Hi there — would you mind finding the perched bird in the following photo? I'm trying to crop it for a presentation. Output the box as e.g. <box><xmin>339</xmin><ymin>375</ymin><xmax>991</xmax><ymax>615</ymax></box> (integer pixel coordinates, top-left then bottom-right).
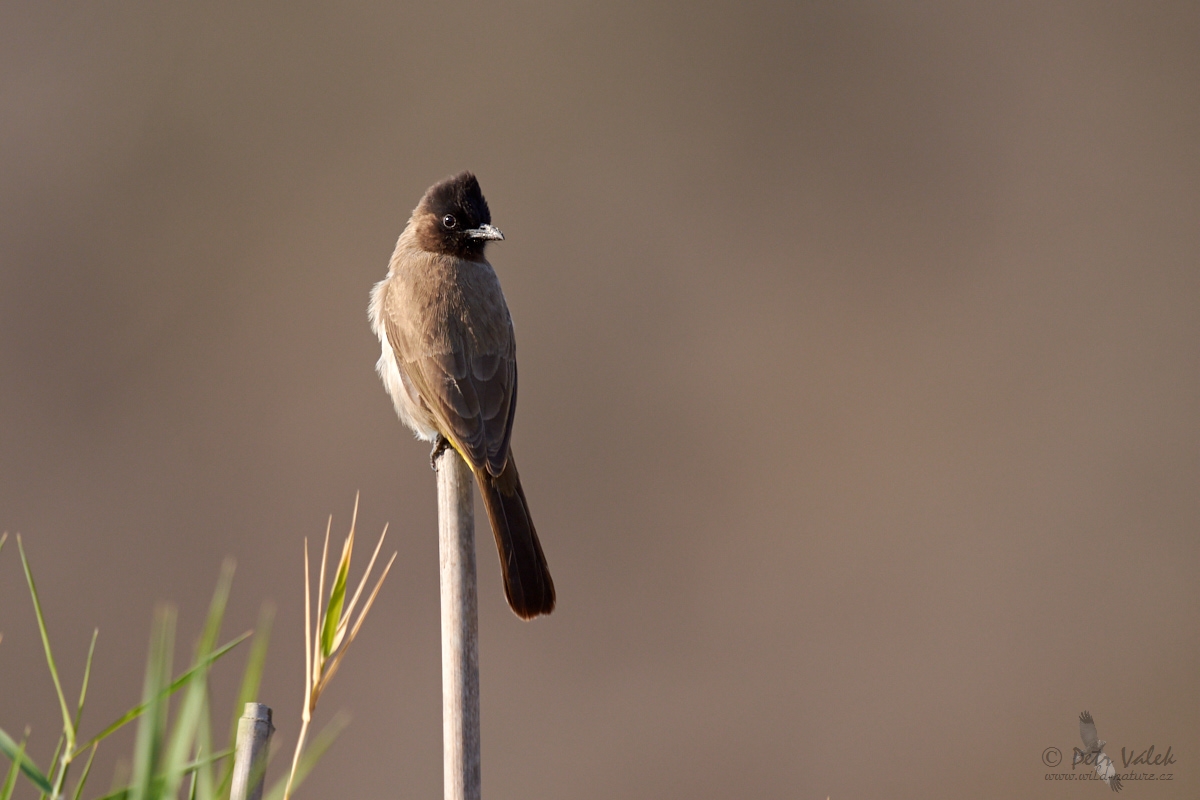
<box><xmin>1075</xmin><ymin>711</ymin><xmax>1122</xmax><ymax>792</ymax></box>
<box><xmin>369</xmin><ymin>172</ymin><xmax>555</xmax><ymax>619</ymax></box>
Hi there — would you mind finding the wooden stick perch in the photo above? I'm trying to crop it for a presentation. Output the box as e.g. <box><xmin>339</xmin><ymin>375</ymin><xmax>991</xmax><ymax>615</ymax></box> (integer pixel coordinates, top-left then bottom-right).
<box><xmin>436</xmin><ymin>448</ymin><xmax>481</xmax><ymax>800</ymax></box>
<box><xmin>231</xmin><ymin>703</ymin><xmax>274</xmax><ymax>800</ymax></box>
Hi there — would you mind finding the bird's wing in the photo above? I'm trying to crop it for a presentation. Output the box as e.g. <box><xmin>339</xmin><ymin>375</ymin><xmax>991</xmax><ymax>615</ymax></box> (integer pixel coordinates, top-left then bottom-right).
<box><xmin>384</xmin><ymin>310</ymin><xmax>515</xmax><ymax>476</ymax></box>
<box><xmin>409</xmin><ymin>349</ymin><xmax>515</xmax><ymax>476</ymax></box>
<box><xmin>1079</xmin><ymin>711</ymin><xmax>1100</xmax><ymax>751</ymax></box>
<box><xmin>379</xmin><ymin>258</ymin><xmax>517</xmax><ymax>476</ymax></box>
<box><xmin>1094</xmin><ymin>751</ymin><xmax>1122</xmax><ymax>792</ymax></box>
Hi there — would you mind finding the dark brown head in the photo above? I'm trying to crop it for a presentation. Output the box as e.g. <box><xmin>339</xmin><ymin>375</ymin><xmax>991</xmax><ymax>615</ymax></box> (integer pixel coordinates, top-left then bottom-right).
<box><xmin>412</xmin><ymin>172</ymin><xmax>504</xmax><ymax>261</ymax></box>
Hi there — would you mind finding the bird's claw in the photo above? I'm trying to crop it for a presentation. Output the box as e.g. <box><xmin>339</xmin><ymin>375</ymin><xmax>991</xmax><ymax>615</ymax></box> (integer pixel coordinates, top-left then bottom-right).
<box><xmin>430</xmin><ymin>435</ymin><xmax>452</xmax><ymax>470</ymax></box>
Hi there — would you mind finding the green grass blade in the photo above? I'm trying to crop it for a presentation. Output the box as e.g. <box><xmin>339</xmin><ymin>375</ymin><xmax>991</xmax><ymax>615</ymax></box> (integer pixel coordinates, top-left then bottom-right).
<box><xmin>262</xmin><ymin>712</ymin><xmax>349</xmax><ymax>800</ymax></box>
<box><xmin>196</xmin><ymin>560</ymin><xmax>235</xmax><ymax>661</ymax></box>
<box><xmin>75</xmin><ymin>628</ymin><xmax>99</xmax><ymax>730</ymax></box>
<box><xmin>182</xmin><ymin>748</ymin><xmax>233</xmax><ymax>771</ymax></box>
<box><xmin>229</xmin><ymin>603</ymin><xmax>273</xmax><ymax>749</ymax></box>
<box><xmin>162</xmin><ymin>562</ymin><xmax>234</xmax><ymax>800</ymax></box>
<box><xmin>162</xmin><ymin>695</ymin><xmax>213</xmax><ymax>800</ymax></box>
<box><xmin>16</xmin><ymin>536</ymin><xmax>75</xmax><ymax>746</ymax></box>
<box><xmin>1</xmin><ymin>732</ymin><xmax>27</xmax><ymax>800</ymax></box>
<box><xmin>45</xmin><ymin>732</ymin><xmax>65</xmax><ymax>797</ymax></box>
<box><xmin>93</xmin><ymin>748</ymin><xmax>231</xmax><ymax>800</ymax></box>
<box><xmin>191</xmin><ymin>709</ymin><xmax>215</xmax><ymax>800</ymax></box>
<box><xmin>172</xmin><ymin>743</ymin><xmax>227</xmax><ymax>800</ymax></box>
<box><xmin>129</xmin><ymin>606</ymin><xmax>175</xmax><ymax>800</ymax></box>
<box><xmin>70</xmin><ymin>744</ymin><xmax>98</xmax><ymax>800</ymax></box>
<box><xmin>92</xmin><ymin>787</ymin><xmax>129</xmax><ymax>800</ymax></box>
<box><xmin>320</xmin><ymin>548</ymin><xmax>351</xmax><ymax>658</ymax></box>
<box><xmin>162</xmin><ymin>678</ymin><xmax>206</xmax><ymax>800</ymax></box>
<box><xmin>73</xmin><ymin>630</ymin><xmax>251</xmax><ymax>757</ymax></box>
<box><xmin>108</xmin><ymin>757</ymin><xmax>131</xmax><ymax>798</ymax></box>
<box><xmin>0</xmin><ymin>726</ymin><xmax>52</xmax><ymax>794</ymax></box>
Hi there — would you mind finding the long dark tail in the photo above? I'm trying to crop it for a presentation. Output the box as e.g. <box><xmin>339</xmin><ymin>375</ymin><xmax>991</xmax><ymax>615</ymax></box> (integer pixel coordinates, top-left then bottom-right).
<box><xmin>476</xmin><ymin>453</ymin><xmax>555</xmax><ymax>619</ymax></box>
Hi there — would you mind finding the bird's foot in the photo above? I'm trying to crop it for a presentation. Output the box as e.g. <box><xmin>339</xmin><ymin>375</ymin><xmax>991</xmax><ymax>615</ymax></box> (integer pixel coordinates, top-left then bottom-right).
<box><xmin>430</xmin><ymin>435</ymin><xmax>452</xmax><ymax>470</ymax></box>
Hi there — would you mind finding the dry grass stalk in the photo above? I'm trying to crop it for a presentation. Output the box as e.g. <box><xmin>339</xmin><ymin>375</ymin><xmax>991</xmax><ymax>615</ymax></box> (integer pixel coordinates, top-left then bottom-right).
<box><xmin>283</xmin><ymin>495</ymin><xmax>396</xmax><ymax>800</ymax></box>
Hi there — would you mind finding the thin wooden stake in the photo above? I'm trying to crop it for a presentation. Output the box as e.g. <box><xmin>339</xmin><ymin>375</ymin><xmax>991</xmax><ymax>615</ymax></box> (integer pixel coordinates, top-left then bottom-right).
<box><xmin>230</xmin><ymin>703</ymin><xmax>274</xmax><ymax>800</ymax></box>
<box><xmin>436</xmin><ymin>448</ymin><xmax>481</xmax><ymax>800</ymax></box>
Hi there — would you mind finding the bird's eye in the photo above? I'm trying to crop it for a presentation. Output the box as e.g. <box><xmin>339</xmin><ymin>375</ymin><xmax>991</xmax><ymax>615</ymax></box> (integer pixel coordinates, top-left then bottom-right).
<box><xmin>442</xmin><ymin>214</ymin><xmax>457</xmax><ymax>229</ymax></box>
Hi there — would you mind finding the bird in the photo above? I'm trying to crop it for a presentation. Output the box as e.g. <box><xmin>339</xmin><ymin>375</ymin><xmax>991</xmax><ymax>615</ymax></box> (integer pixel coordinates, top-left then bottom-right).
<box><xmin>1075</xmin><ymin>711</ymin><xmax>1122</xmax><ymax>792</ymax></box>
<box><xmin>369</xmin><ymin>171</ymin><xmax>555</xmax><ymax>619</ymax></box>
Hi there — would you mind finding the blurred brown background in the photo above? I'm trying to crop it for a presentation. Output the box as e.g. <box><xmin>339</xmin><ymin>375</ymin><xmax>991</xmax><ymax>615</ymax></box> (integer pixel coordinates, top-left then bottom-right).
<box><xmin>1</xmin><ymin>2</ymin><xmax>1197</xmax><ymax>798</ymax></box>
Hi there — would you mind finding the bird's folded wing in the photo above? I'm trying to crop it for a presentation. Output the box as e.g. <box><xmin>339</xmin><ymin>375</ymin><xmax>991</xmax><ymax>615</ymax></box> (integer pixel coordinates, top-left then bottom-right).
<box><xmin>381</xmin><ymin>277</ymin><xmax>516</xmax><ymax>476</ymax></box>
<box><xmin>391</xmin><ymin>341</ymin><xmax>515</xmax><ymax>476</ymax></box>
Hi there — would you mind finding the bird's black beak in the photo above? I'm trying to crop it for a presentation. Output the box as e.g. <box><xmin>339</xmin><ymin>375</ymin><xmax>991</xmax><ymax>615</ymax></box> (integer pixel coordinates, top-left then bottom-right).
<box><xmin>466</xmin><ymin>224</ymin><xmax>505</xmax><ymax>241</ymax></box>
